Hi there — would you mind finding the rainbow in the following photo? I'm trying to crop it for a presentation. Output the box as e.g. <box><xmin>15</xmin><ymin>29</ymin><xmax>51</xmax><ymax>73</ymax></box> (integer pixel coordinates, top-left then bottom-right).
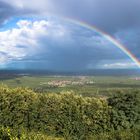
<box><xmin>63</xmin><ymin>18</ymin><xmax>140</xmax><ymax>68</ymax></box>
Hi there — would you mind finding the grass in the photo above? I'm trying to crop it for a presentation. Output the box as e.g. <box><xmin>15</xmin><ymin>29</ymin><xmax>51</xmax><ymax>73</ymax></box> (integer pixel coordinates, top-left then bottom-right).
<box><xmin>1</xmin><ymin>75</ymin><xmax>140</xmax><ymax>97</ymax></box>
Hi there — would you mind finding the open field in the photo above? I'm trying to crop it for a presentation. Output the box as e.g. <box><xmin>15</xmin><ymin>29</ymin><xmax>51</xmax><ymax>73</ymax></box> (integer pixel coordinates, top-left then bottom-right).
<box><xmin>1</xmin><ymin>75</ymin><xmax>140</xmax><ymax>87</ymax></box>
<box><xmin>1</xmin><ymin>75</ymin><xmax>140</xmax><ymax>96</ymax></box>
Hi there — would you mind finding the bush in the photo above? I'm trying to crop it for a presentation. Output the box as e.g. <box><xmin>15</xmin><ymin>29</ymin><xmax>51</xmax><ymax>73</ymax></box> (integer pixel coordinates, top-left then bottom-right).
<box><xmin>108</xmin><ymin>91</ymin><xmax>140</xmax><ymax>130</ymax></box>
<box><xmin>0</xmin><ymin>85</ymin><xmax>140</xmax><ymax>139</ymax></box>
<box><xmin>89</xmin><ymin>128</ymin><xmax>140</xmax><ymax>140</ymax></box>
<box><xmin>0</xmin><ymin>125</ymin><xmax>64</xmax><ymax>140</ymax></box>
<box><xmin>0</xmin><ymin>86</ymin><xmax>110</xmax><ymax>139</ymax></box>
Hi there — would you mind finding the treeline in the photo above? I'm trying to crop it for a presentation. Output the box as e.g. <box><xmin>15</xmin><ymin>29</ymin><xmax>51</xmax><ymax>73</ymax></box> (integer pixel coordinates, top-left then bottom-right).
<box><xmin>0</xmin><ymin>85</ymin><xmax>140</xmax><ymax>139</ymax></box>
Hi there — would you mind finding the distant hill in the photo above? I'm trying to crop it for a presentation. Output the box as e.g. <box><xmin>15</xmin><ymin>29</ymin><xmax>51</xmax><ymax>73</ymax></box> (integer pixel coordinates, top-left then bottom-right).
<box><xmin>0</xmin><ymin>69</ymin><xmax>140</xmax><ymax>77</ymax></box>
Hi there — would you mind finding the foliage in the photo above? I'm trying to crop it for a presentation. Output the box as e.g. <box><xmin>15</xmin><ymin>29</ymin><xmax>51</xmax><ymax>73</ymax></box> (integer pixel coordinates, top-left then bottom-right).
<box><xmin>108</xmin><ymin>90</ymin><xmax>140</xmax><ymax>130</ymax></box>
<box><xmin>89</xmin><ymin>128</ymin><xmax>140</xmax><ymax>140</ymax></box>
<box><xmin>0</xmin><ymin>85</ymin><xmax>139</xmax><ymax>139</ymax></box>
<box><xmin>0</xmin><ymin>126</ymin><xmax>64</xmax><ymax>140</ymax></box>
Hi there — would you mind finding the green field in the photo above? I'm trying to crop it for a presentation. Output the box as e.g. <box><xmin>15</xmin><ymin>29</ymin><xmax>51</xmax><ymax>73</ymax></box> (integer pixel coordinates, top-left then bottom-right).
<box><xmin>1</xmin><ymin>75</ymin><xmax>140</xmax><ymax>87</ymax></box>
<box><xmin>1</xmin><ymin>75</ymin><xmax>140</xmax><ymax>96</ymax></box>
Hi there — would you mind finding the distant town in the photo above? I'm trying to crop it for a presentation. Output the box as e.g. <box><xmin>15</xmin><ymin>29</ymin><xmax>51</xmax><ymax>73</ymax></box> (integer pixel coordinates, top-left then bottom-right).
<box><xmin>40</xmin><ymin>76</ymin><xmax>94</xmax><ymax>87</ymax></box>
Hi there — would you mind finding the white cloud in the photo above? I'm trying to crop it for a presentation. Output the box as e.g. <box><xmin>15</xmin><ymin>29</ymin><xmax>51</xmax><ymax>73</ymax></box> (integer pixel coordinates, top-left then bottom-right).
<box><xmin>0</xmin><ymin>55</ymin><xmax>8</xmax><ymax>64</ymax></box>
<box><xmin>0</xmin><ymin>19</ymin><xmax>68</xmax><ymax>65</ymax></box>
<box><xmin>103</xmin><ymin>62</ymin><xmax>137</xmax><ymax>69</ymax></box>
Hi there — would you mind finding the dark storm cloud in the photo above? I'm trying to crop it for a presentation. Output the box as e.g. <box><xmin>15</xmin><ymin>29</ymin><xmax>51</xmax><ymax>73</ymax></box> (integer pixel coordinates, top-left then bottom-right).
<box><xmin>115</xmin><ymin>28</ymin><xmax>140</xmax><ymax>59</ymax></box>
<box><xmin>48</xmin><ymin>0</ymin><xmax>140</xmax><ymax>33</ymax></box>
<box><xmin>1</xmin><ymin>0</ymin><xmax>140</xmax><ymax>38</ymax></box>
<box><xmin>2</xmin><ymin>0</ymin><xmax>140</xmax><ymax>33</ymax></box>
<box><xmin>15</xmin><ymin>27</ymin><xmax>127</xmax><ymax>71</ymax></box>
<box><xmin>0</xmin><ymin>0</ymin><xmax>35</xmax><ymax>26</ymax></box>
<box><xmin>0</xmin><ymin>1</ymin><xmax>17</xmax><ymax>25</ymax></box>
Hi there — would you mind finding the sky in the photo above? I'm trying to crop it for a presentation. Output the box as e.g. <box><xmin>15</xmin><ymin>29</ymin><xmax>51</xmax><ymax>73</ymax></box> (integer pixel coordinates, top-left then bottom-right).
<box><xmin>0</xmin><ymin>0</ymin><xmax>140</xmax><ymax>71</ymax></box>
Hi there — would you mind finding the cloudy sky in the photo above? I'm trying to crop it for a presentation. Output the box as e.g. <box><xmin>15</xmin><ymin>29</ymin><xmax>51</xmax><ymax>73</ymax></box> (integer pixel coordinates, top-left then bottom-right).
<box><xmin>0</xmin><ymin>0</ymin><xmax>140</xmax><ymax>71</ymax></box>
